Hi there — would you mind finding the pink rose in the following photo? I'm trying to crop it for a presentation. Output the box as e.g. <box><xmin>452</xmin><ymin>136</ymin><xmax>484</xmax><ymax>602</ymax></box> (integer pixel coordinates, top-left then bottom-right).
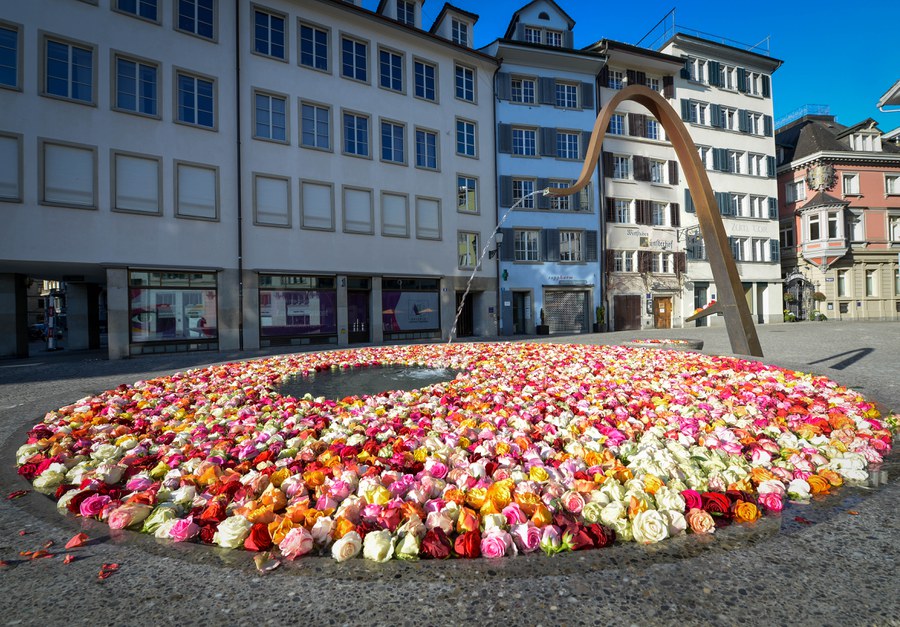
<box><xmin>750</xmin><ymin>448</ymin><xmax>772</xmax><ymax>465</ymax></box>
<box><xmin>757</xmin><ymin>492</ymin><xmax>783</xmax><ymax>513</ymax></box>
<box><xmin>279</xmin><ymin>527</ymin><xmax>314</xmax><ymax>560</ymax></box>
<box><xmin>502</xmin><ymin>503</ymin><xmax>527</xmax><ymax>526</ymax></box>
<box><xmin>561</xmin><ymin>490</ymin><xmax>585</xmax><ymax>515</ymax></box>
<box><xmin>125</xmin><ymin>476</ymin><xmax>154</xmax><ymax>491</ymax></box>
<box><xmin>79</xmin><ymin>494</ymin><xmax>111</xmax><ymax>518</ymax></box>
<box><xmin>316</xmin><ymin>495</ymin><xmax>337</xmax><ymax>512</ymax></box>
<box><xmin>480</xmin><ymin>529</ymin><xmax>515</xmax><ymax>559</ymax></box>
<box><xmin>360</xmin><ymin>503</ymin><xmax>383</xmax><ymax>522</ymax></box>
<box><xmin>425</xmin><ymin>460</ymin><xmax>448</xmax><ymax>479</ymax></box>
<box><xmin>681</xmin><ymin>490</ymin><xmax>702</xmax><ymax>510</ymax></box>
<box><xmin>107</xmin><ymin>503</ymin><xmax>152</xmax><ymax>530</ymax></box>
<box><xmin>169</xmin><ymin>517</ymin><xmax>200</xmax><ymax>542</ymax></box>
<box><xmin>510</xmin><ymin>523</ymin><xmax>541</xmax><ymax>553</ymax></box>
<box><xmin>327</xmin><ymin>480</ymin><xmax>351</xmax><ymax>501</ymax></box>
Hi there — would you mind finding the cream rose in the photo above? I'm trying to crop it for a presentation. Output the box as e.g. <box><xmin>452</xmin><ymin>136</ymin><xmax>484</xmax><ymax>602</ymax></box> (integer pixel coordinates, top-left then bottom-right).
<box><xmin>599</xmin><ymin>501</ymin><xmax>626</xmax><ymax>527</ymax></box>
<box><xmin>631</xmin><ymin>509</ymin><xmax>669</xmax><ymax>544</ymax></box>
<box><xmin>362</xmin><ymin>529</ymin><xmax>396</xmax><ymax>562</ymax></box>
<box><xmin>212</xmin><ymin>515</ymin><xmax>252</xmax><ymax>549</ymax></box>
<box><xmin>331</xmin><ymin>531</ymin><xmax>362</xmax><ymax>562</ymax></box>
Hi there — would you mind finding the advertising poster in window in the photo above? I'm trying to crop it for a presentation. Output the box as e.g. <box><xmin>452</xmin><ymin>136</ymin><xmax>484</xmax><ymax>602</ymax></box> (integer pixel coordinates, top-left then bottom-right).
<box><xmin>382</xmin><ymin>291</ymin><xmax>439</xmax><ymax>331</ymax></box>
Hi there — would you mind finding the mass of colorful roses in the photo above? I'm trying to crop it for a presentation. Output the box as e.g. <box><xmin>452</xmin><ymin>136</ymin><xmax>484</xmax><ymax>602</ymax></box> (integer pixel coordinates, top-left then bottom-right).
<box><xmin>15</xmin><ymin>343</ymin><xmax>897</xmax><ymax>563</ymax></box>
<box><xmin>628</xmin><ymin>339</ymin><xmax>693</xmax><ymax>346</ymax></box>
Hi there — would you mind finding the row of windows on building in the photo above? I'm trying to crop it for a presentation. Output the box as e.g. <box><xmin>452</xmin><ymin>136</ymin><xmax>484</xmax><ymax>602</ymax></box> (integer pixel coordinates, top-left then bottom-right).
<box><xmin>681</xmin><ymin>187</ymin><xmax>779</xmax><ymax>220</ymax></box>
<box><xmin>681</xmin><ymin>56</ymin><xmax>772</xmax><ymax>98</ymax></box>
<box><xmin>784</xmin><ymin>172</ymin><xmax>900</xmax><ymax>203</ymax></box>
<box><xmin>833</xmin><ymin>267</ymin><xmax>900</xmax><ymax>299</ymax></box>
<box><xmin>680</xmin><ymin>99</ymin><xmax>774</xmax><ymax>137</ymax></box>
<box><xmin>598</xmin><ymin>66</ymin><xmax>676</xmax><ymax>97</ymax></box>
<box><xmin>684</xmin><ymin>236</ymin><xmax>780</xmax><ymax>264</ymax></box>
<box><xmin>497</xmin><ymin>176</ymin><xmax>592</xmax><ymax>211</ymax></box>
<box><xmin>496</xmin><ymin>228</ymin><xmax>599</xmax><ymax>264</ymax></box>
<box><xmin>780</xmin><ymin>209</ymin><xmax>900</xmax><ymax>247</ymax></box>
<box><xmin>497</xmin><ymin>124</ymin><xmax>591</xmax><ymax>160</ymax></box>
<box><xmin>602</xmin><ymin>152</ymin><xmax>682</xmax><ymax>185</ymax></box>
<box><xmin>609</xmin><ymin>249</ymin><xmax>684</xmax><ymax>274</ymax></box>
<box><xmin>496</xmin><ymin>74</ymin><xmax>594</xmax><ymax>110</ymax></box>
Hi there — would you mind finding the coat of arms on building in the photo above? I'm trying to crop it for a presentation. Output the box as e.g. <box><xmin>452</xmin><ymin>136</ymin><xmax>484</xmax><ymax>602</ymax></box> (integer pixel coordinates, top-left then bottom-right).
<box><xmin>805</xmin><ymin>163</ymin><xmax>836</xmax><ymax>191</ymax></box>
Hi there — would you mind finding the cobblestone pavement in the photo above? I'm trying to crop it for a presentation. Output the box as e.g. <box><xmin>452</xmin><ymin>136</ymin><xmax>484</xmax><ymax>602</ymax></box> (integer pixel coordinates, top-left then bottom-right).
<box><xmin>1</xmin><ymin>322</ymin><xmax>898</xmax><ymax>626</ymax></box>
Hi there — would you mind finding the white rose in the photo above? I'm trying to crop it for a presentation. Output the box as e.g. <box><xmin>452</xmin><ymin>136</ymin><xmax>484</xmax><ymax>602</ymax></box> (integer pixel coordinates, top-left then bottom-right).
<box><xmin>599</xmin><ymin>480</ymin><xmax>625</xmax><ymax>503</ymax></box>
<box><xmin>57</xmin><ymin>488</ymin><xmax>86</xmax><ymax>513</ymax></box>
<box><xmin>212</xmin><ymin>515</ymin><xmax>252</xmax><ymax>549</ymax></box>
<box><xmin>609</xmin><ymin>517</ymin><xmax>633</xmax><ymax>542</ymax></box>
<box><xmin>331</xmin><ymin>531</ymin><xmax>362</xmax><ymax>562</ymax></box>
<box><xmin>362</xmin><ymin>529</ymin><xmax>395</xmax><ymax>562</ymax></box>
<box><xmin>787</xmin><ymin>478</ymin><xmax>811</xmax><ymax>501</ymax></box>
<box><xmin>142</xmin><ymin>504</ymin><xmax>179</xmax><ymax>533</ymax></box>
<box><xmin>599</xmin><ymin>501</ymin><xmax>627</xmax><ymax>527</ymax></box>
<box><xmin>95</xmin><ymin>462</ymin><xmax>125</xmax><ymax>485</ymax></box>
<box><xmin>664</xmin><ymin>510</ymin><xmax>687</xmax><ymax>536</ymax></box>
<box><xmin>310</xmin><ymin>516</ymin><xmax>335</xmax><ymax>546</ymax></box>
<box><xmin>757</xmin><ymin>479</ymin><xmax>786</xmax><ymax>495</ymax></box>
<box><xmin>32</xmin><ymin>464</ymin><xmax>68</xmax><ymax>495</ymax></box>
<box><xmin>481</xmin><ymin>513</ymin><xmax>507</xmax><ymax>531</ymax></box>
<box><xmin>632</xmin><ymin>509</ymin><xmax>670</xmax><ymax>544</ymax></box>
<box><xmin>395</xmin><ymin>532</ymin><xmax>420</xmax><ymax>560</ymax></box>
<box><xmin>16</xmin><ymin>443</ymin><xmax>43</xmax><ymax>465</ymax></box>
<box><xmin>171</xmin><ymin>485</ymin><xmax>197</xmax><ymax>505</ymax></box>
<box><xmin>91</xmin><ymin>444</ymin><xmax>122</xmax><ymax>462</ymax></box>
<box><xmin>153</xmin><ymin>519</ymin><xmax>179</xmax><ymax>539</ymax></box>
<box><xmin>654</xmin><ymin>486</ymin><xmax>686</xmax><ymax>512</ymax></box>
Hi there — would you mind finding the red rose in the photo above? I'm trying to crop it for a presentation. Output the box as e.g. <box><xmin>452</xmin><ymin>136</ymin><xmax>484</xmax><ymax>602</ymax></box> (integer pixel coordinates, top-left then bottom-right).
<box><xmin>376</xmin><ymin>507</ymin><xmax>401</xmax><ymax>532</ymax></box>
<box><xmin>569</xmin><ymin>525</ymin><xmax>595</xmax><ymax>551</ymax></box>
<box><xmin>199</xmin><ymin>498</ymin><xmax>227</xmax><ymax>523</ymax></box>
<box><xmin>198</xmin><ymin>523</ymin><xmax>217</xmax><ymax>544</ymax></box>
<box><xmin>17</xmin><ymin>463</ymin><xmax>38</xmax><ymax>480</ymax></box>
<box><xmin>586</xmin><ymin>524</ymin><xmax>615</xmax><ymax>548</ymax></box>
<box><xmin>421</xmin><ymin>528</ymin><xmax>452</xmax><ymax>559</ymax></box>
<box><xmin>244</xmin><ymin>523</ymin><xmax>273</xmax><ymax>552</ymax></box>
<box><xmin>454</xmin><ymin>530</ymin><xmax>481</xmax><ymax>558</ymax></box>
<box><xmin>701</xmin><ymin>492</ymin><xmax>733</xmax><ymax>521</ymax></box>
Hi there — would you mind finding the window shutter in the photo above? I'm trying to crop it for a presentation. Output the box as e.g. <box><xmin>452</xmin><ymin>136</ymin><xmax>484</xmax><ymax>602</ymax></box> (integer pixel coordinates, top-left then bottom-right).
<box><xmin>710</xmin><ymin>104</ymin><xmax>721</xmax><ymax>128</ymax></box>
<box><xmin>580</xmin><ymin>131</ymin><xmax>591</xmax><ymax>159</ymax></box>
<box><xmin>599</xmin><ymin>66</ymin><xmax>609</xmax><ymax>88</ymax></box>
<box><xmin>638</xmin><ymin>250</ymin><xmax>651</xmax><ymax>273</ymax></box>
<box><xmin>602</xmin><ymin>151</ymin><xmax>614</xmax><ymax>176</ymax></box>
<box><xmin>498</xmin><ymin>123</ymin><xmax>512</xmax><ymax>153</ymax></box>
<box><xmin>537</xmin><ymin>178</ymin><xmax>550</xmax><ymax>209</ymax></box>
<box><xmin>663</xmin><ymin>75</ymin><xmax>674</xmax><ymax>99</ymax></box>
<box><xmin>563</xmin><ymin>31</ymin><xmax>574</xmax><ymax>49</ymax></box>
<box><xmin>606</xmin><ymin>197</ymin><xmax>616</xmax><ymax>222</ymax></box>
<box><xmin>543</xmin><ymin>228</ymin><xmax>559</xmax><ymax>261</ymax></box>
<box><xmin>605</xmin><ymin>248</ymin><xmax>615</xmax><ymax>275</ymax></box>
<box><xmin>581</xmin><ymin>83</ymin><xmax>594</xmax><ymax>109</ymax></box>
<box><xmin>680</xmin><ymin>98</ymin><xmax>691</xmax><ymax>122</ymax></box>
<box><xmin>768</xmin><ymin>197</ymin><xmax>778</xmax><ymax>219</ymax></box>
<box><xmin>499</xmin><ymin>175</ymin><xmax>513</xmax><ymax>207</ymax></box>
<box><xmin>766</xmin><ymin>155</ymin><xmax>776</xmax><ymax>178</ymax></box>
<box><xmin>713</xmin><ymin>148</ymin><xmax>727</xmax><ymax>172</ymax></box>
<box><xmin>737</xmin><ymin>67</ymin><xmax>747</xmax><ymax>92</ymax></box>
<box><xmin>770</xmin><ymin>239</ymin><xmax>780</xmax><ymax>262</ymax></box>
<box><xmin>635</xmin><ymin>71</ymin><xmax>646</xmax><ymax>86</ymax></box>
<box><xmin>763</xmin><ymin>115</ymin><xmax>773</xmax><ymax>137</ymax></box>
<box><xmin>497</xmin><ymin>73</ymin><xmax>512</xmax><ymax>101</ymax></box>
<box><xmin>684</xmin><ymin>187</ymin><xmax>695</xmax><ymax>213</ymax></box>
<box><xmin>680</xmin><ymin>57</ymin><xmax>690</xmax><ymax>79</ymax></box>
<box><xmin>675</xmin><ymin>251</ymin><xmax>687</xmax><ymax>275</ymax></box>
<box><xmin>738</xmin><ymin>109</ymin><xmax>749</xmax><ymax>133</ymax></box>
<box><xmin>629</xmin><ymin>113</ymin><xmax>644</xmax><ymax>137</ymax></box>
<box><xmin>540</xmin><ymin>127</ymin><xmax>556</xmax><ymax>157</ymax></box>
<box><xmin>499</xmin><ymin>228</ymin><xmax>514</xmax><ymax>261</ymax></box>
<box><xmin>578</xmin><ymin>183</ymin><xmax>591</xmax><ymax>211</ymax></box>
<box><xmin>585</xmin><ymin>230</ymin><xmax>598</xmax><ymax>262</ymax></box>
<box><xmin>634</xmin><ymin>156</ymin><xmax>650</xmax><ymax>182</ymax></box>
<box><xmin>626</xmin><ymin>69</ymin><xmax>637</xmax><ymax>86</ymax></box>
<box><xmin>708</xmin><ymin>61</ymin><xmax>720</xmax><ymax>86</ymax></box>
<box><xmin>761</xmin><ymin>74</ymin><xmax>771</xmax><ymax>98</ymax></box>
<box><xmin>668</xmin><ymin>160</ymin><xmax>679</xmax><ymax>185</ymax></box>
<box><xmin>514</xmin><ymin>22</ymin><xmax>525</xmax><ymax>41</ymax></box>
<box><xmin>538</xmin><ymin>77</ymin><xmax>556</xmax><ymax>105</ymax></box>
<box><xmin>636</xmin><ymin>199</ymin><xmax>650</xmax><ymax>225</ymax></box>
<box><xmin>670</xmin><ymin>202</ymin><xmax>681</xmax><ymax>227</ymax></box>
<box><xmin>716</xmin><ymin>192</ymin><xmax>729</xmax><ymax>215</ymax></box>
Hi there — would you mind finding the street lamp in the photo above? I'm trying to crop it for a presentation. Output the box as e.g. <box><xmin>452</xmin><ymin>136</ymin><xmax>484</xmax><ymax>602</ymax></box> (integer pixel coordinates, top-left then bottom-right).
<box><xmin>488</xmin><ymin>231</ymin><xmax>504</xmax><ymax>259</ymax></box>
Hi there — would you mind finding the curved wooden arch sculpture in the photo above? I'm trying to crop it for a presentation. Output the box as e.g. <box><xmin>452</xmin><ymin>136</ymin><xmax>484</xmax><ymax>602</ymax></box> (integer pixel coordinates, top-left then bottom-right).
<box><xmin>547</xmin><ymin>84</ymin><xmax>763</xmax><ymax>356</ymax></box>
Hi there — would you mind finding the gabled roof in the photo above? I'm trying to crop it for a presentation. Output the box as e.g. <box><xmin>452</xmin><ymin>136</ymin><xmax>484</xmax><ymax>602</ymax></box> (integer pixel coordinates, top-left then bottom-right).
<box><xmin>777</xmin><ymin>114</ymin><xmax>900</xmax><ymax>162</ymax></box>
<box><xmin>504</xmin><ymin>0</ymin><xmax>576</xmax><ymax>39</ymax></box>
<box><xmin>802</xmin><ymin>191</ymin><xmax>849</xmax><ymax>209</ymax></box>
<box><xmin>834</xmin><ymin>118</ymin><xmax>879</xmax><ymax>139</ymax></box>
<box><xmin>878</xmin><ymin>79</ymin><xmax>900</xmax><ymax>108</ymax></box>
<box><xmin>428</xmin><ymin>2</ymin><xmax>479</xmax><ymax>34</ymax></box>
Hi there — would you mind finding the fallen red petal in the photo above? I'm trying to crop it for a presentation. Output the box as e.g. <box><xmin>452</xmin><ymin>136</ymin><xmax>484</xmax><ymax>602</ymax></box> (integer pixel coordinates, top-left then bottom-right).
<box><xmin>101</xmin><ymin>563</ymin><xmax>119</xmax><ymax>571</ymax></box>
<box><xmin>63</xmin><ymin>554</ymin><xmax>76</xmax><ymax>564</ymax></box>
<box><xmin>6</xmin><ymin>490</ymin><xmax>30</xmax><ymax>500</ymax></box>
<box><xmin>65</xmin><ymin>532</ymin><xmax>89</xmax><ymax>549</ymax></box>
<box><xmin>30</xmin><ymin>550</ymin><xmax>52</xmax><ymax>560</ymax></box>
<box><xmin>848</xmin><ymin>510</ymin><xmax>860</xmax><ymax>515</ymax></box>
<box><xmin>794</xmin><ymin>516</ymin><xmax>813</xmax><ymax>525</ymax></box>
<box><xmin>43</xmin><ymin>540</ymin><xmax>54</xmax><ymax>549</ymax></box>
<box><xmin>18</xmin><ymin>530</ymin><xmax>27</xmax><ymax>536</ymax></box>
<box><xmin>97</xmin><ymin>570</ymin><xmax>113</xmax><ymax>580</ymax></box>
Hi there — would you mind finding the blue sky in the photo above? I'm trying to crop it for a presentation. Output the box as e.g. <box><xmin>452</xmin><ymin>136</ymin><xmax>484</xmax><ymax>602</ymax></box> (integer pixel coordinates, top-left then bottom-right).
<box><xmin>401</xmin><ymin>0</ymin><xmax>900</xmax><ymax>132</ymax></box>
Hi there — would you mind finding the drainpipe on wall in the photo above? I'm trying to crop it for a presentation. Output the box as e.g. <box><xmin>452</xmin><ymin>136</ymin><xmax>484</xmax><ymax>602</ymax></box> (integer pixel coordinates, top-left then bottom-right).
<box><xmin>595</xmin><ymin>55</ymin><xmax>610</xmax><ymax>331</ymax></box>
<box><xmin>235</xmin><ymin>0</ymin><xmax>244</xmax><ymax>350</ymax></box>
<box><xmin>492</xmin><ymin>60</ymin><xmax>503</xmax><ymax>336</ymax></box>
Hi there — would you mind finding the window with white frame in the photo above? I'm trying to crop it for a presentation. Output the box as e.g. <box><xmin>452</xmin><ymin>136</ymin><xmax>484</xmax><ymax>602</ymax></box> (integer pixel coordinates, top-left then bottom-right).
<box><xmin>176</xmin><ymin>71</ymin><xmax>214</xmax><ymax>128</ymax></box>
<box><xmin>612</xmin><ymin>155</ymin><xmax>630</xmax><ymax>179</ymax></box>
<box><xmin>41</xmin><ymin>141</ymin><xmax>96</xmax><ymax>208</ymax></box>
<box><xmin>114</xmin><ymin>55</ymin><xmax>158</xmax><ymax>116</ymax></box>
<box><xmin>730</xmin><ymin>193</ymin><xmax>746</xmax><ymax>217</ymax></box>
<box><xmin>837</xmin><ymin>269</ymin><xmax>849</xmax><ymax>297</ymax></box>
<box><xmin>750</xmin><ymin>195</ymin><xmax>766</xmax><ymax>219</ymax></box>
<box><xmin>1</xmin><ymin>24</ymin><xmax>20</xmax><ymax>90</ymax></box>
<box><xmin>523</xmin><ymin>27</ymin><xmax>541</xmax><ymax>44</ymax></box>
<box><xmin>514</xmin><ymin>230</ymin><xmax>539</xmax><ymax>261</ymax></box>
<box><xmin>786</xmin><ymin>179</ymin><xmax>806</xmax><ymax>203</ymax></box>
<box><xmin>512</xmin><ymin>127</ymin><xmax>536</xmax><ymax>156</ymax></box>
<box><xmin>614</xmin><ymin>250</ymin><xmax>636</xmax><ymax>272</ymax></box>
<box><xmin>113</xmin><ymin>152</ymin><xmax>160</xmax><ymax>214</ymax></box>
<box><xmin>343</xmin><ymin>112</ymin><xmax>369</xmax><ymax>157</ymax></box>
<box><xmin>827</xmin><ymin>210</ymin><xmax>840</xmax><ymax>239</ymax></box>
<box><xmin>381</xmin><ymin>192</ymin><xmax>408</xmax><ymax>237</ymax></box>
<box><xmin>457</xmin><ymin>231</ymin><xmax>479</xmax><ymax>269</ymax></box>
<box><xmin>414</xmin><ymin>60</ymin><xmax>436</xmax><ymax>101</ymax></box>
<box><xmin>890</xmin><ymin>215</ymin><xmax>900</xmax><ymax>242</ymax></box>
<box><xmin>780</xmin><ymin>222</ymin><xmax>794</xmax><ymax>249</ymax></box>
<box><xmin>850</xmin><ymin>133</ymin><xmax>880</xmax><ymax>152</ymax></box>
<box><xmin>44</xmin><ymin>36</ymin><xmax>94</xmax><ymax>103</ymax></box>
<box><xmin>116</xmin><ymin>0</ymin><xmax>158</xmax><ymax>22</ymax></box>
<box><xmin>300</xmin><ymin>180</ymin><xmax>334</xmax><ymax>230</ymax></box>
<box><xmin>651</xmin><ymin>252</ymin><xmax>673</xmax><ymax>273</ymax></box>
<box><xmin>456</xmin><ymin>119</ymin><xmax>475</xmax><ymax>156</ymax></box>
<box><xmin>555</xmin><ymin>82</ymin><xmax>578</xmax><ymax>108</ymax></box>
<box><xmin>177</xmin><ymin>0</ymin><xmax>215</xmax><ymax>39</ymax></box>
<box><xmin>747</xmin><ymin>112</ymin><xmax>762</xmax><ymax>135</ymax></box>
<box><xmin>341</xmin><ymin>36</ymin><xmax>367</xmax><ymax>82</ymax></box>
<box><xmin>608</xmin><ymin>69</ymin><xmax>624</xmax><ymax>89</ymax></box>
<box><xmin>748</xmin><ymin>153</ymin><xmax>764</xmax><ymax>176</ymax></box>
<box><xmin>253</xmin><ymin>8</ymin><xmax>286</xmax><ymax>60</ymax></box>
<box><xmin>299</xmin><ymin>22</ymin><xmax>328</xmax><ymax>71</ymax></box>
<box><xmin>343</xmin><ymin>186</ymin><xmax>374</xmax><ymax>234</ymax></box>
<box><xmin>608</xmin><ymin>113</ymin><xmax>625</xmax><ymax>135</ymax></box>
<box><xmin>559</xmin><ymin>231</ymin><xmax>583</xmax><ymax>262</ymax></box>
<box><xmin>719</xmin><ymin>64</ymin><xmax>736</xmax><ymax>89</ymax></box>
<box><xmin>752</xmin><ymin>238</ymin><xmax>768</xmax><ymax>262</ymax></box>
<box><xmin>381</xmin><ymin>120</ymin><xmax>405</xmax><ymax>164</ymax></box>
<box><xmin>379</xmin><ymin>49</ymin><xmax>403</xmax><ymax>91</ymax></box>
<box><xmin>728</xmin><ymin>150</ymin><xmax>744</xmax><ymax>174</ymax></box>
<box><xmin>253</xmin><ymin>174</ymin><xmax>290</xmax><ymax>227</ymax></box>
<box><xmin>451</xmin><ymin>19</ymin><xmax>468</xmax><ymax>46</ymax></box>
<box><xmin>688</xmin><ymin>57</ymin><xmax>707</xmax><ymax>83</ymax></box>
<box><xmin>455</xmin><ymin>64</ymin><xmax>474</xmax><ymax>101</ymax></box>
<box><xmin>865</xmin><ymin>268</ymin><xmax>877</xmax><ymax>296</ymax></box>
<box><xmin>0</xmin><ymin>134</ymin><xmax>21</xmax><ymax>200</ymax></box>
<box><xmin>689</xmin><ymin>101</ymin><xmax>708</xmax><ymax>125</ymax></box>
<box><xmin>511</xmin><ymin>76</ymin><xmax>535</xmax><ymax>104</ymax></box>
<box><xmin>614</xmin><ymin>198</ymin><xmax>631</xmax><ymax>223</ymax></box>
<box><xmin>556</xmin><ymin>132</ymin><xmax>578</xmax><ymax>159</ymax></box>
<box><xmin>808</xmin><ymin>213</ymin><xmax>821</xmax><ymax>240</ymax></box>
<box><xmin>548</xmin><ymin>181</ymin><xmax>570</xmax><ymax>211</ymax></box>
<box><xmin>646</xmin><ymin>76</ymin><xmax>660</xmax><ymax>92</ymax></box>
<box><xmin>651</xmin><ymin>201</ymin><xmax>667</xmax><ymax>226</ymax></box>
<box><xmin>512</xmin><ymin>178</ymin><xmax>535</xmax><ymax>208</ymax></box>
<box><xmin>646</xmin><ymin>118</ymin><xmax>660</xmax><ymax>140</ymax></box>
<box><xmin>457</xmin><ymin>175</ymin><xmax>477</xmax><ymax>213</ymax></box>
<box><xmin>545</xmin><ymin>30</ymin><xmax>562</xmax><ymax>47</ymax></box>
<box><xmin>721</xmin><ymin>107</ymin><xmax>737</xmax><ymax>131</ymax></box>
<box><xmin>254</xmin><ymin>92</ymin><xmax>287</xmax><ymax>142</ymax></box>
<box><xmin>650</xmin><ymin>159</ymin><xmax>666</xmax><ymax>184</ymax></box>
<box><xmin>415</xmin><ymin>197</ymin><xmax>441</xmax><ymax>239</ymax></box>
<box><xmin>176</xmin><ymin>161</ymin><xmax>217</xmax><ymax>219</ymax></box>
<box><xmin>301</xmin><ymin>102</ymin><xmax>330</xmax><ymax>150</ymax></box>
<box><xmin>886</xmin><ymin>174</ymin><xmax>900</xmax><ymax>195</ymax></box>
<box><xmin>731</xmin><ymin>236</ymin><xmax>748</xmax><ymax>261</ymax></box>
<box><xmin>415</xmin><ymin>128</ymin><xmax>437</xmax><ymax>169</ymax></box>
<box><xmin>843</xmin><ymin>172</ymin><xmax>860</xmax><ymax>195</ymax></box>
<box><xmin>396</xmin><ymin>0</ymin><xmax>415</xmax><ymax>26</ymax></box>
<box><xmin>748</xmin><ymin>71</ymin><xmax>761</xmax><ymax>96</ymax></box>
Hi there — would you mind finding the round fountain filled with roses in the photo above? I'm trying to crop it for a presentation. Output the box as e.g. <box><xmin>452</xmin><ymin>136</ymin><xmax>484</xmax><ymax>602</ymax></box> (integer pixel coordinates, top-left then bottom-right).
<box><xmin>16</xmin><ymin>343</ymin><xmax>897</xmax><ymax>563</ymax></box>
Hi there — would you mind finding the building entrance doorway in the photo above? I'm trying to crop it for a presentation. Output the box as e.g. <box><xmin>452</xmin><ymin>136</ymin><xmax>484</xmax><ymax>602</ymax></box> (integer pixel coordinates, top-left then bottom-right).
<box><xmin>512</xmin><ymin>291</ymin><xmax>529</xmax><ymax>334</ymax></box>
<box><xmin>653</xmin><ymin>296</ymin><xmax>672</xmax><ymax>329</ymax></box>
<box><xmin>613</xmin><ymin>295</ymin><xmax>641</xmax><ymax>331</ymax></box>
<box><xmin>454</xmin><ymin>292</ymin><xmax>474</xmax><ymax>337</ymax></box>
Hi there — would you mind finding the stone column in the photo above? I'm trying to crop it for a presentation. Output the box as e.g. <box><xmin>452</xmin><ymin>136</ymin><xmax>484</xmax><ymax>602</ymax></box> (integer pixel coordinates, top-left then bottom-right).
<box><xmin>337</xmin><ymin>275</ymin><xmax>348</xmax><ymax>347</ymax></box>
<box><xmin>371</xmin><ymin>276</ymin><xmax>383</xmax><ymax>345</ymax></box>
<box><xmin>106</xmin><ymin>268</ymin><xmax>129</xmax><ymax>360</ymax></box>
<box><xmin>242</xmin><ymin>270</ymin><xmax>260</xmax><ymax>350</ymax></box>
<box><xmin>66</xmin><ymin>283</ymin><xmax>90</xmax><ymax>350</ymax></box>
<box><xmin>0</xmin><ymin>274</ymin><xmax>28</xmax><ymax>358</ymax></box>
<box><xmin>217</xmin><ymin>268</ymin><xmax>240</xmax><ymax>351</ymax></box>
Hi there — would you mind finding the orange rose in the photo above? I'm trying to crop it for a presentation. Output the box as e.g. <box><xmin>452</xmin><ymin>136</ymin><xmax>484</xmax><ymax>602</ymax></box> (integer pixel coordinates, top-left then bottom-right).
<box><xmin>303</xmin><ymin>469</ymin><xmax>326</xmax><ymax>488</ymax></box>
<box><xmin>531</xmin><ymin>504</ymin><xmax>553</xmax><ymax>528</ymax></box>
<box><xmin>260</xmin><ymin>486</ymin><xmax>287</xmax><ymax>511</ymax></box>
<box><xmin>487</xmin><ymin>480</ymin><xmax>513</xmax><ymax>510</ymax></box>
<box><xmin>332</xmin><ymin>516</ymin><xmax>357</xmax><ymax>539</ymax></box>
<box><xmin>642</xmin><ymin>474</ymin><xmax>663</xmax><ymax>495</ymax></box>
<box><xmin>269</xmin><ymin>468</ymin><xmax>291</xmax><ymax>488</ymax></box>
<box><xmin>807</xmin><ymin>475</ymin><xmax>831</xmax><ymax>495</ymax></box>
<box><xmin>456</xmin><ymin>507</ymin><xmax>480</xmax><ymax>534</ymax></box>
<box><xmin>750</xmin><ymin>467</ymin><xmax>777</xmax><ymax>484</ymax></box>
<box><xmin>267</xmin><ymin>515</ymin><xmax>294</xmax><ymax>544</ymax></box>
<box><xmin>573</xmin><ymin>479</ymin><xmax>596</xmax><ymax>494</ymax></box>
<box><xmin>818</xmin><ymin>469</ymin><xmax>843</xmax><ymax>487</ymax></box>
<box><xmin>443</xmin><ymin>488</ymin><xmax>465</xmax><ymax>506</ymax></box>
<box><xmin>627</xmin><ymin>495</ymin><xmax>647</xmax><ymax>519</ymax></box>
<box><xmin>465</xmin><ymin>487</ymin><xmax>487</xmax><ymax>509</ymax></box>
<box><xmin>303</xmin><ymin>508</ymin><xmax>325</xmax><ymax>530</ymax></box>
<box><xmin>685</xmin><ymin>508</ymin><xmax>716</xmax><ymax>534</ymax></box>
<box><xmin>732</xmin><ymin>501</ymin><xmax>761</xmax><ymax>523</ymax></box>
<box><xmin>514</xmin><ymin>491</ymin><xmax>542</xmax><ymax>516</ymax></box>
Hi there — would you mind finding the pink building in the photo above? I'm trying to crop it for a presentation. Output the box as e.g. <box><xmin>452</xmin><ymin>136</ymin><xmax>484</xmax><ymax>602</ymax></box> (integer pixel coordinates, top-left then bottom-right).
<box><xmin>775</xmin><ymin>113</ymin><xmax>900</xmax><ymax>320</ymax></box>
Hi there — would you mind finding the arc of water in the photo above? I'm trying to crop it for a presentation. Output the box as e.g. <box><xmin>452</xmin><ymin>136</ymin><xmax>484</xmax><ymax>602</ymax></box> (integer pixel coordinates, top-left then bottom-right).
<box><xmin>448</xmin><ymin>189</ymin><xmax>545</xmax><ymax>344</ymax></box>
<box><xmin>546</xmin><ymin>84</ymin><xmax>763</xmax><ymax>357</ymax></box>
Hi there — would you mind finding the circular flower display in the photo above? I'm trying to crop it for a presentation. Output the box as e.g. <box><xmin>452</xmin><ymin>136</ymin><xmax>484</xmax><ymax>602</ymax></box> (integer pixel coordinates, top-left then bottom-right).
<box><xmin>15</xmin><ymin>343</ymin><xmax>897</xmax><ymax>562</ymax></box>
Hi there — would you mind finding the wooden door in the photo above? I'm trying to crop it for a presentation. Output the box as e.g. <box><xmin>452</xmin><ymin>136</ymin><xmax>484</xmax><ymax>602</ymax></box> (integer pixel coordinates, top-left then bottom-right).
<box><xmin>613</xmin><ymin>295</ymin><xmax>641</xmax><ymax>331</ymax></box>
<box><xmin>653</xmin><ymin>297</ymin><xmax>672</xmax><ymax>329</ymax></box>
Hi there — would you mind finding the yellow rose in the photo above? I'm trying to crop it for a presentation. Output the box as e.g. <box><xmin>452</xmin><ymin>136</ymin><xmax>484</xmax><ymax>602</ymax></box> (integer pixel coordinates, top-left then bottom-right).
<box><xmin>733</xmin><ymin>501</ymin><xmax>761</xmax><ymax>523</ymax></box>
<box><xmin>529</xmin><ymin>466</ymin><xmax>549</xmax><ymax>482</ymax></box>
